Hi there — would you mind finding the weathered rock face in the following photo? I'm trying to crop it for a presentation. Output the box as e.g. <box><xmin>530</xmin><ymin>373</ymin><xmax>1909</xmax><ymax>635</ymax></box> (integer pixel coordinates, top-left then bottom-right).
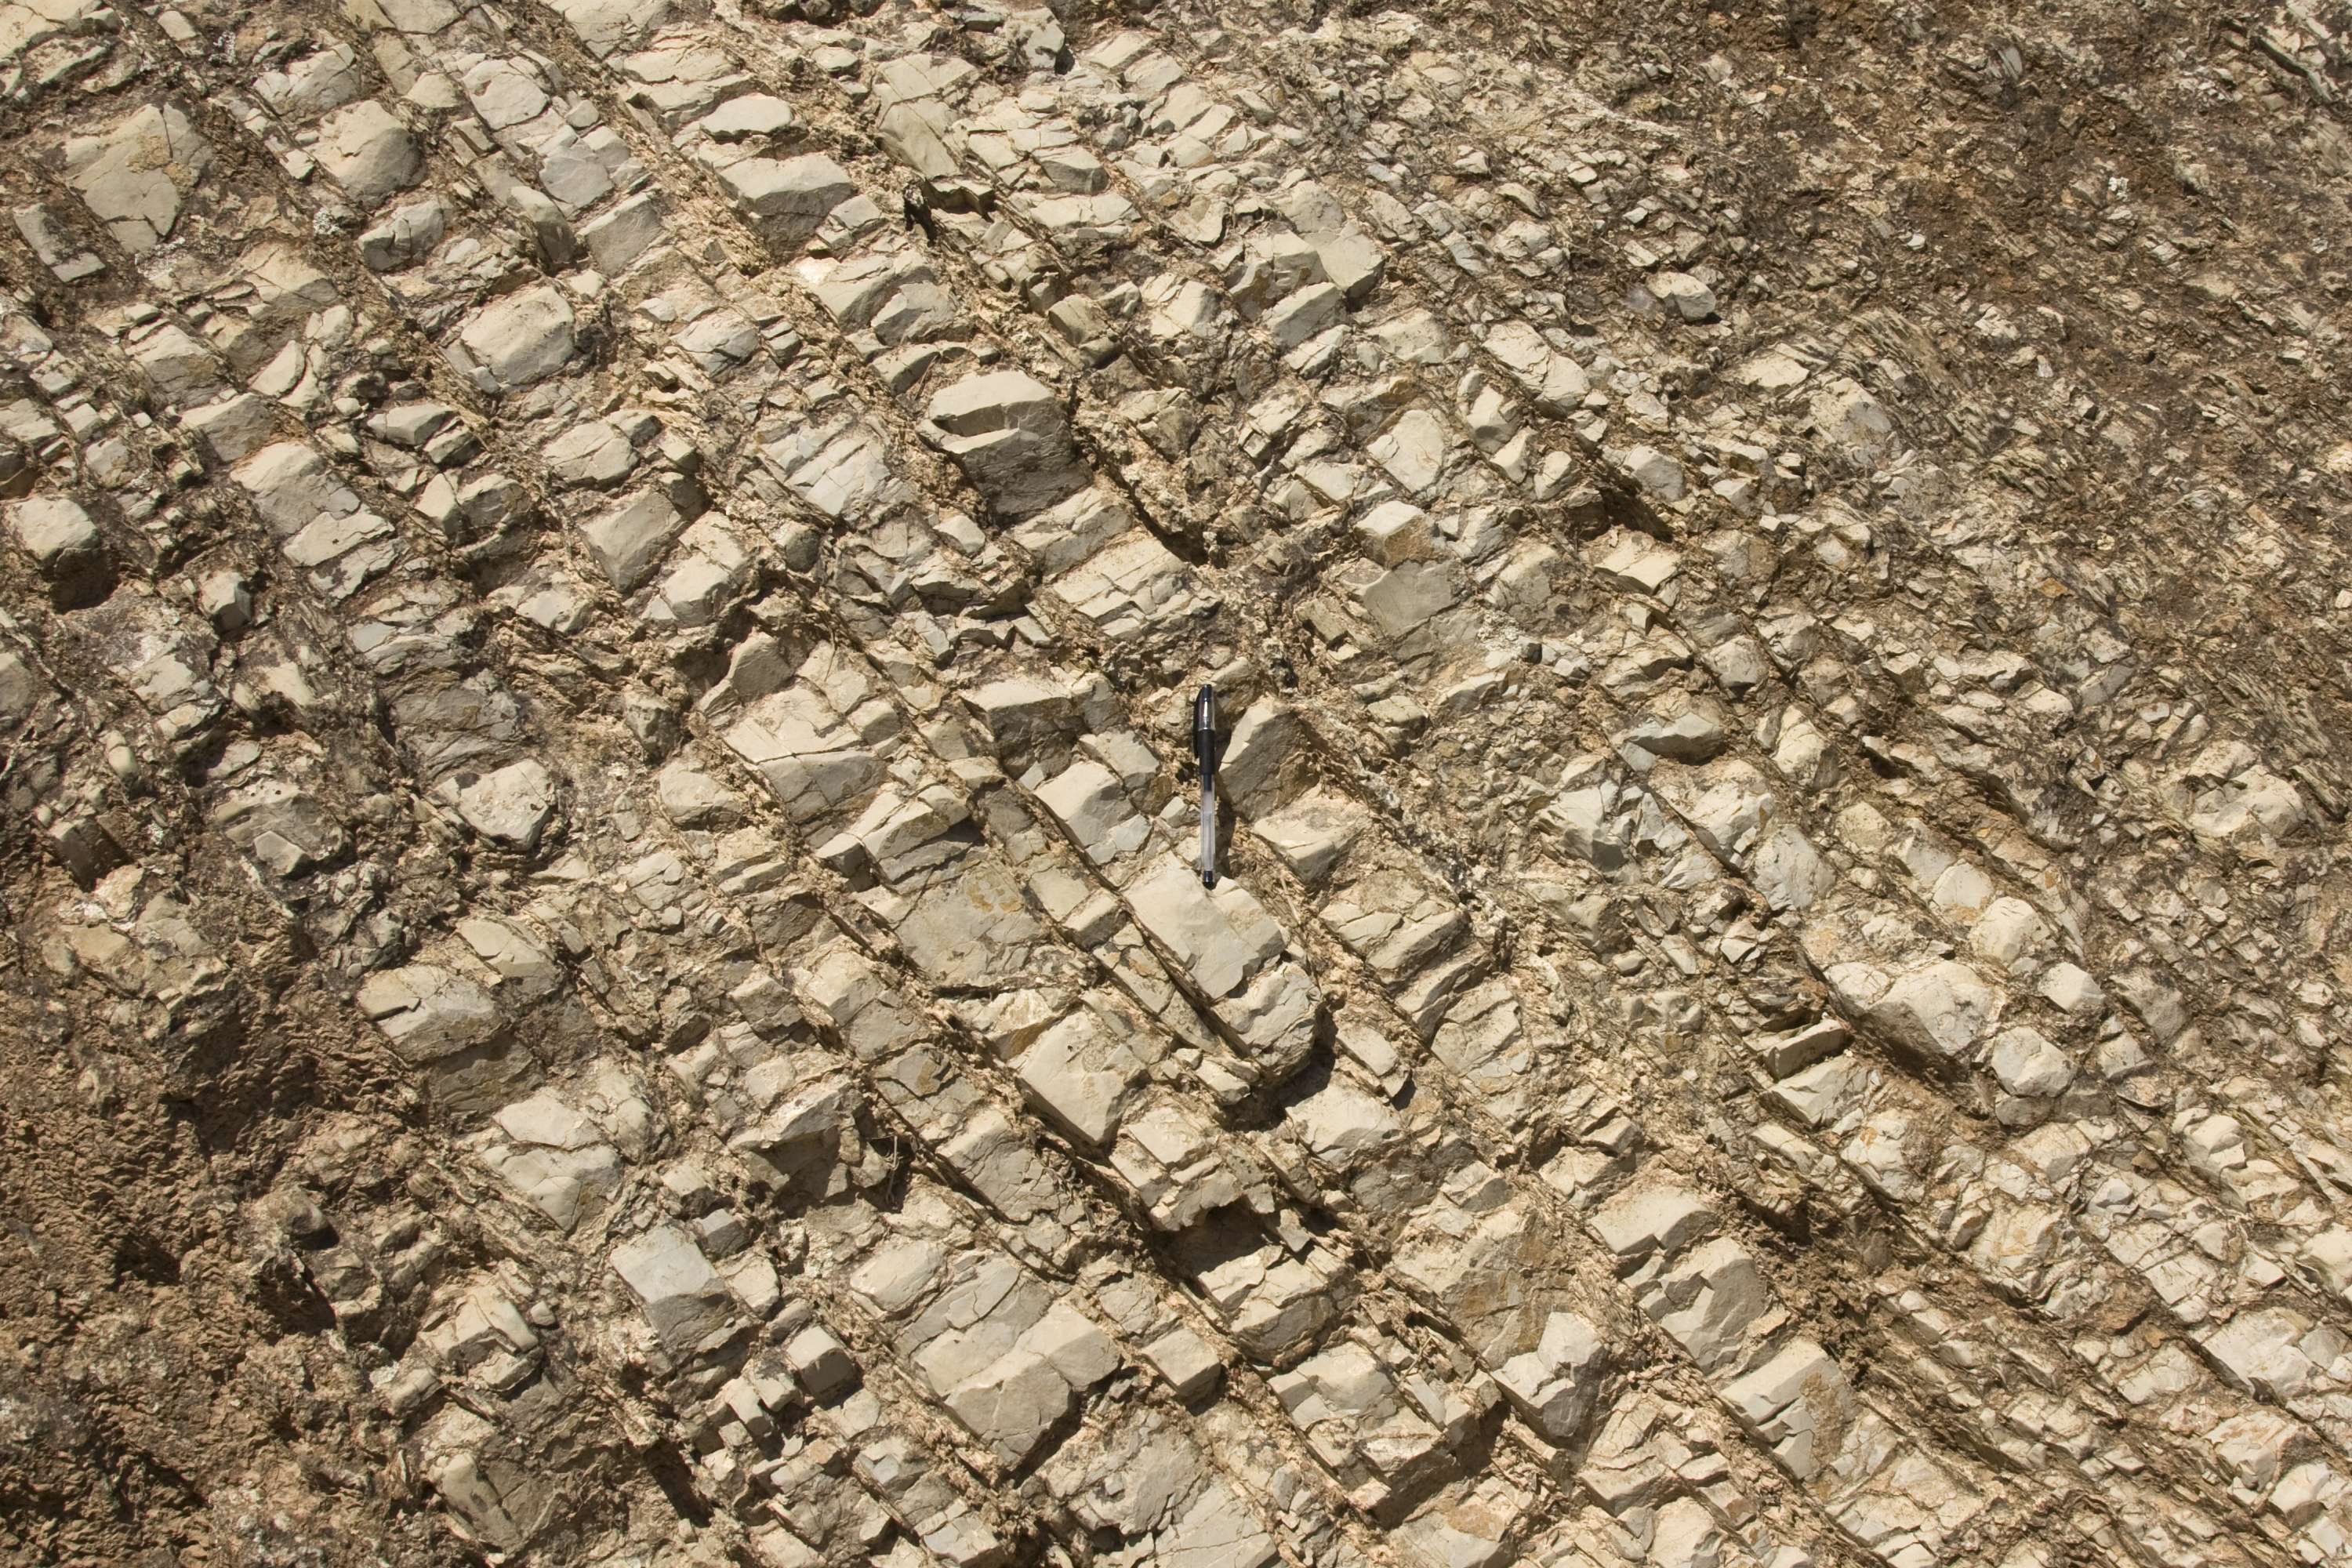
<box><xmin>60</xmin><ymin>103</ymin><xmax>212</xmax><ymax>252</ymax></box>
<box><xmin>11</xmin><ymin>2</ymin><xmax>2352</xmax><ymax>1567</ymax></box>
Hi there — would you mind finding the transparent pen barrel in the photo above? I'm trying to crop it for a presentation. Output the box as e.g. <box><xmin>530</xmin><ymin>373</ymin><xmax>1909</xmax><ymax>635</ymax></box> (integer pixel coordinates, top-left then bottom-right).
<box><xmin>1198</xmin><ymin>776</ymin><xmax>1215</xmax><ymax>880</ymax></box>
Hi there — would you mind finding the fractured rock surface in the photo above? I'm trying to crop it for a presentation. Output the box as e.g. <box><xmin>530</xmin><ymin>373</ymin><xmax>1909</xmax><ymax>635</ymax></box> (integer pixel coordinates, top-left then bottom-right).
<box><xmin>9</xmin><ymin>2</ymin><xmax>2352</xmax><ymax>1568</ymax></box>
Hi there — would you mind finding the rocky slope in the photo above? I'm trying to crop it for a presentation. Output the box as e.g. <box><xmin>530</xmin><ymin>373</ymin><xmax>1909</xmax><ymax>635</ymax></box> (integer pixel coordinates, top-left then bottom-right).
<box><xmin>8</xmin><ymin>0</ymin><xmax>2352</xmax><ymax>1566</ymax></box>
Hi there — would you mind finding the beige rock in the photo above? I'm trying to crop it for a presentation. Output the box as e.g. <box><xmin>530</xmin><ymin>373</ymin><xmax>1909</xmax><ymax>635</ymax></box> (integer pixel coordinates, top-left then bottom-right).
<box><xmin>64</xmin><ymin>105</ymin><xmax>212</xmax><ymax>252</ymax></box>
<box><xmin>456</xmin><ymin>285</ymin><xmax>576</xmax><ymax>390</ymax></box>
<box><xmin>356</xmin><ymin>964</ymin><xmax>499</xmax><ymax>1062</ymax></box>
<box><xmin>1127</xmin><ymin>855</ymin><xmax>1285</xmax><ymax>998</ymax></box>
<box><xmin>314</xmin><ymin>100</ymin><xmax>423</xmax><ymax>207</ymax></box>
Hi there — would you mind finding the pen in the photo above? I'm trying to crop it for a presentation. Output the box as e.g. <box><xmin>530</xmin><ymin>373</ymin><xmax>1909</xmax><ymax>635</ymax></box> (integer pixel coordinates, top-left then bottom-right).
<box><xmin>1192</xmin><ymin>684</ymin><xmax>1218</xmax><ymax>888</ymax></box>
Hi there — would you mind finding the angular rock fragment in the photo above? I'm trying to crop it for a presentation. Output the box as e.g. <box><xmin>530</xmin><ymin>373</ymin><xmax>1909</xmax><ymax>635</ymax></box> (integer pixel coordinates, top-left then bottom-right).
<box><xmin>1272</xmin><ymin>1338</ymin><xmax>1467</xmax><ymax>1496</ymax></box>
<box><xmin>612</xmin><ymin>1225</ymin><xmax>741</xmax><ymax>1355</ymax></box>
<box><xmin>1592</xmin><ymin>1183</ymin><xmax>1716</xmax><ymax>1270</ymax></box>
<box><xmin>719</xmin><ymin>154</ymin><xmax>855</xmax><ymax>247</ymax></box>
<box><xmin>1493</xmin><ymin>1311</ymin><xmax>1608</xmax><ymax>1443</ymax></box>
<box><xmin>356</xmin><ymin>964</ymin><xmax>500</xmax><ymax>1063</ymax></box>
<box><xmin>64</xmin><ymin>105</ymin><xmax>211</xmax><ymax>252</ymax></box>
<box><xmin>1286</xmin><ymin>1074</ymin><xmax>1403</xmax><ymax>1170</ymax></box>
<box><xmin>1140</xmin><ymin>1327</ymin><xmax>1222</xmax><ymax>1399</ymax></box>
<box><xmin>554</xmin><ymin>0</ymin><xmax>670</xmax><ymax>56</ymax></box>
<box><xmin>1008</xmin><ymin>1007</ymin><xmax>1149</xmax><ymax>1147</ymax></box>
<box><xmin>480</xmin><ymin>1094</ymin><xmax>621</xmax><ymax>1230</ymax></box>
<box><xmin>13</xmin><ymin>203</ymin><xmax>103</xmax><ymax>282</ymax></box>
<box><xmin>581</xmin><ymin>192</ymin><xmax>666</xmax><ymax>273</ymax></box>
<box><xmin>1648</xmin><ymin>270</ymin><xmax>1718</xmax><ymax>321</ymax></box>
<box><xmin>1255</xmin><ymin>790</ymin><xmax>1363</xmax><ymax>885</ymax></box>
<box><xmin>313</xmin><ymin>101</ymin><xmax>423</xmax><ymax>208</ymax></box>
<box><xmin>212</xmin><ymin>781</ymin><xmax>350</xmax><ymax>877</ymax></box>
<box><xmin>1861</xmin><ymin>959</ymin><xmax>1997</xmax><ymax>1069</ymax></box>
<box><xmin>1721</xmin><ymin>1338</ymin><xmax>1851</xmax><ymax>1480</ymax></box>
<box><xmin>1127</xmin><ymin>855</ymin><xmax>1284</xmax><ymax>1000</ymax></box>
<box><xmin>358</xmin><ymin>197</ymin><xmax>446</xmax><ymax>271</ymax></box>
<box><xmin>9</xmin><ymin>495</ymin><xmax>111</xmax><ymax>607</ymax></box>
<box><xmin>454</xmin><ymin>285</ymin><xmax>576</xmax><ymax>392</ymax></box>
<box><xmin>1986</xmin><ymin>1025</ymin><xmax>2072</xmax><ymax>1099</ymax></box>
<box><xmin>1279</xmin><ymin>180</ymin><xmax>1388</xmax><ymax>303</ymax></box>
<box><xmin>924</xmin><ymin>370</ymin><xmax>1086</xmax><ymax>518</ymax></box>
<box><xmin>579</xmin><ymin>488</ymin><xmax>686</xmax><ymax>591</ymax></box>
<box><xmin>906</xmin><ymin>1257</ymin><xmax>1119</xmax><ymax>1465</ymax></box>
<box><xmin>436</xmin><ymin>759</ymin><xmax>559</xmax><ymax>851</ymax></box>
<box><xmin>1046</xmin><ymin>532</ymin><xmax>1210</xmax><ymax>641</ymax></box>
<box><xmin>1035</xmin><ymin>760</ymin><xmax>1149</xmax><ymax>866</ymax></box>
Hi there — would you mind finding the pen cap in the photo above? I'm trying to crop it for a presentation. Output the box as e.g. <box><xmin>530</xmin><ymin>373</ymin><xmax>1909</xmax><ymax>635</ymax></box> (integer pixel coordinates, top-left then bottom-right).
<box><xmin>1191</xmin><ymin>685</ymin><xmax>1216</xmax><ymax>764</ymax></box>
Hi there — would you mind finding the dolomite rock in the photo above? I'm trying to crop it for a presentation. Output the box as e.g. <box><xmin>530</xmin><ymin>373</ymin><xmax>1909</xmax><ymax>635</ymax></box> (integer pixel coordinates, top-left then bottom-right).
<box><xmin>1987</xmin><ymin>1026</ymin><xmax>2074</xmax><ymax>1098</ymax></box>
<box><xmin>611</xmin><ymin>1225</ymin><xmax>740</xmax><ymax>1354</ymax></box>
<box><xmin>64</xmin><ymin>105</ymin><xmax>212</xmax><ymax>252</ymax></box>
<box><xmin>314</xmin><ymin>101</ymin><xmax>423</xmax><ymax>207</ymax></box>
<box><xmin>1493</xmin><ymin>1311</ymin><xmax>1607</xmax><ymax>1442</ymax></box>
<box><xmin>1649</xmin><ymin>270</ymin><xmax>1718</xmax><ymax>321</ymax></box>
<box><xmin>924</xmin><ymin>370</ymin><xmax>1085</xmax><ymax>517</ymax></box>
<box><xmin>456</xmin><ymin>285</ymin><xmax>576</xmax><ymax>390</ymax></box>
<box><xmin>359</xmin><ymin>197</ymin><xmax>447</xmax><ymax>270</ymax></box>
<box><xmin>437</xmin><ymin>759</ymin><xmax>559</xmax><ymax>850</ymax></box>
<box><xmin>10</xmin><ymin>495</ymin><xmax>108</xmax><ymax>604</ymax></box>
<box><xmin>1722</xmin><ymin>1339</ymin><xmax>1852</xmax><ymax>1480</ymax></box>
<box><xmin>16</xmin><ymin>5</ymin><xmax>2352</xmax><ymax>1566</ymax></box>
<box><xmin>1127</xmin><ymin>855</ymin><xmax>1286</xmax><ymax>999</ymax></box>
<box><xmin>718</xmin><ymin>154</ymin><xmax>855</xmax><ymax>245</ymax></box>
<box><xmin>1865</xmin><ymin>960</ymin><xmax>1998</xmax><ymax>1068</ymax></box>
<box><xmin>355</xmin><ymin>964</ymin><xmax>499</xmax><ymax>1062</ymax></box>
